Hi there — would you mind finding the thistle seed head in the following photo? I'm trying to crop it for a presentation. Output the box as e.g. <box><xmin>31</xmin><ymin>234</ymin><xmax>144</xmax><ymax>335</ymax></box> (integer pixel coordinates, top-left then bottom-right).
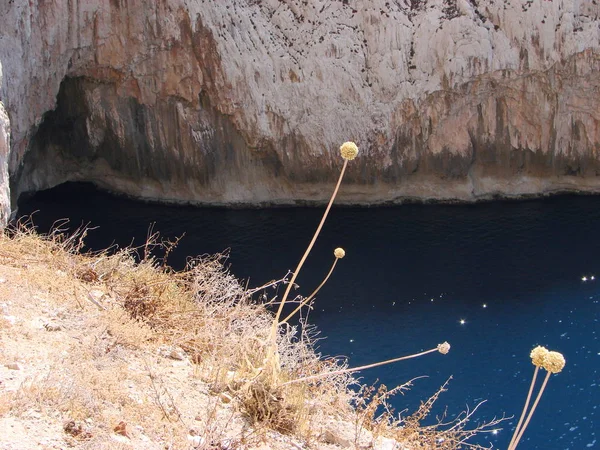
<box><xmin>530</xmin><ymin>346</ymin><xmax>549</xmax><ymax>368</ymax></box>
<box><xmin>437</xmin><ymin>342</ymin><xmax>451</xmax><ymax>355</ymax></box>
<box><xmin>334</xmin><ymin>247</ymin><xmax>346</xmax><ymax>259</ymax></box>
<box><xmin>340</xmin><ymin>141</ymin><xmax>359</xmax><ymax>161</ymax></box>
<box><xmin>543</xmin><ymin>351</ymin><xmax>565</xmax><ymax>374</ymax></box>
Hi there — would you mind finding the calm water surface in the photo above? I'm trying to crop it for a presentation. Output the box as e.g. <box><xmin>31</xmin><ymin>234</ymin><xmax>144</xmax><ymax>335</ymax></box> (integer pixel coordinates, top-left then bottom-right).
<box><xmin>19</xmin><ymin>183</ymin><xmax>600</xmax><ymax>449</ymax></box>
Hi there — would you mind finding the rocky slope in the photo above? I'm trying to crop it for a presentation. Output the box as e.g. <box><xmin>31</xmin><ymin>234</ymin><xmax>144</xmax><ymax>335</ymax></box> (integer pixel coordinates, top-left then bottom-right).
<box><xmin>1</xmin><ymin>230</ymin><xmax>445</xmax><ymax>449</ymax></box>
<box><xmin>1</xmin><ymin>0</ymin><xmax>600</xmax><ymax>223</ymax></box>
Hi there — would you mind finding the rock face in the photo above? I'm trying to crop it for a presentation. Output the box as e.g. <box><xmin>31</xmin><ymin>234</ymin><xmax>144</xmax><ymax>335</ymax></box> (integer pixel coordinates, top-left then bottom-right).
<box><xmin>0</xmin><ymin>62</ymin><xmax>10</xmax><ymax>225</ymax></box>
<box><xmin>1</xmin><ymin>0</ymin><xmax>600</xmax><ymax>223</ymax></box>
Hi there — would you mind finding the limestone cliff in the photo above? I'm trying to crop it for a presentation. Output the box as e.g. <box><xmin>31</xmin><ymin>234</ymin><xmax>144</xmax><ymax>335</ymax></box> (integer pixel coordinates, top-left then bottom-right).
<box><xmin>1</xmin><ymin>0</ymin><xmax>600</xmax><ymax>223</ymax></box>
<box><xmin>0</xmin><ymin>62</ymin><xmax>10</xmax><ymax>225</ymax></box>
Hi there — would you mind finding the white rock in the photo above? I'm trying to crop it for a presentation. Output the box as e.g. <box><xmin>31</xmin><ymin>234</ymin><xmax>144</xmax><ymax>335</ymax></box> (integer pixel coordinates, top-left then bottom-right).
<box><xmin>89</xmin><ymin>289</ymin><xmax>106</xmax><ymax>301</ymax></box>
<box><xmin>2</xmin><ymin>315</ymin><xmax>16</xmax><ymax>325</ymax></box>
<box><xmin>111</xmin><ymin>434</ymin><xmax>130</xmax><ymax>444</ymax></box>
<box><xmin>373</xmin><ymin>436</ymin><xmax>403</xmax><ymax>450</ymax></box>
<box><xmin>187</xmin><ymin>434</ymin><xmax>205</xmax><ymax>446</ymax></box>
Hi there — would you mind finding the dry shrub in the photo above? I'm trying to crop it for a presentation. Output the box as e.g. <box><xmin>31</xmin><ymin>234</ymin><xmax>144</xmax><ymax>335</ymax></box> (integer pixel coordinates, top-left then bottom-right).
<box><xmin>230</xmin><ymin>322</ymin><xmax>358</xmax><ymax>438</ymax></box>
<box><xmin>1</xmin><ymin>219</ymin><xmax>357</xmax><ymax>441</ymax></box>
<box><xmin>124</xmin><ymin>251</ymin><xmax>360</xmax><ymax>439</ymax></box>
<box><xmin>355</xmin><ymin>378</ymin><xmax>507</xmax><ymax>449</ymax></box>
<box><xmin>92</xmin><ymin>244</ymin><xmax>358</xmax><ymax>440</ymax></box>
<box><xmin>6</xmin><ymin>375</ymin><xmax>64</xmax><ymax>415</ymax></box>
<box><xmin>76</xmin><ymin>267</ymin><xmax>99</xmax><ymax>283</ymax></box>
<box><xmin>1</xmin><ymin>217</ymin><xmax>87</xmax><ymax>264</ymax></box>
<box><xmin>0</xmin><ymin>221</ymin><xmax>505</xmax><ymax>448</ymax></box>
<box><xmin>96</xmin><ymin>307</ymin><xmax>154</xmax><ymax>351</ymax></box>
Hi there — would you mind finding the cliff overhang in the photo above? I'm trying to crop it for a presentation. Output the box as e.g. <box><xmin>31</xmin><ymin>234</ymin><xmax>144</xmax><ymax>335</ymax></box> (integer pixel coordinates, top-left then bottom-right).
<box><xmin>2</xmin><ymin>0</ymin><xmax>600</xmax><ymax>223</ymax></box>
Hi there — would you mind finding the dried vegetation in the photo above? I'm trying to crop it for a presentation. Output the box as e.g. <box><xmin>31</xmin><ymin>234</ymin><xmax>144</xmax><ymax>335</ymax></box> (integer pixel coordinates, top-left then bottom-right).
<box><xmin>0</xmin><ymin>220</ymin><xmax>503</xmax><ymax>449</ymax></box>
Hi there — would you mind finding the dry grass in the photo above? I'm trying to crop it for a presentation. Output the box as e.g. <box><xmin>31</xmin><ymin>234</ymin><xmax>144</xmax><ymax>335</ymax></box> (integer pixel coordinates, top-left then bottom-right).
<box><xmin>0</xmin><ymin>221</ymin><xmax>504</xmax><ymax>449</ymax></box>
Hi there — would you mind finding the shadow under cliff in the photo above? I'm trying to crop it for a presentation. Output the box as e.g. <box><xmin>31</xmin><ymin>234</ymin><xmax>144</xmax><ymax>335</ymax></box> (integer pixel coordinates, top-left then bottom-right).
<box><xmin>12</xmin><ymin>58</ymin><xmax>600</xmax><ymax>210</ymax></box>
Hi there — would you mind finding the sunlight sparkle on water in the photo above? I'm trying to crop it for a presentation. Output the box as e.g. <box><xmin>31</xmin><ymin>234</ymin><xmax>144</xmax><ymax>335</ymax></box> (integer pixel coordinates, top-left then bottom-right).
<box><xmin>459</xmin><ymin>319</ymin><xmax>466</xmax><ymax>325</ymax></box>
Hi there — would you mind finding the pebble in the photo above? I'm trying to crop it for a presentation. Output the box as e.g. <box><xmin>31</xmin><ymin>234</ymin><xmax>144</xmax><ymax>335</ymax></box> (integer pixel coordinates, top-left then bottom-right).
<box><xmin>158</xmin><ymin>346</ymin><xmax>187</xmax><ymax>361</ymax></box>
<box><xmin>169</xmin><ymin>348</ymin><xmax>186</xmax><ymax>360</ymax></box>
<box><xmin>43</xmin><ymin>323</ymin><xmax>62</xmax><ymax>332</ymax></box>
<box><xmin>220</xmin><ymin>392</ymin><xmax>233</xmax><ymax>404</ymax></box>
<box><xmin>6</xmin><ymin>362</ymin><xmax>23</xmax><ymax>370</ymax></box>
<box><xmin>89</xmin><ymin>289</ymin><xmax>106</xmax><ymax>301</ymax></box>
<box><xmin>187</xmin><ymin>434</ymin><xmax>205</xmax><ymax>446</ymax></box>
<box><xmin>3</xmin><ymin>315</ymin><xmax>16</xmax><ymax>325</ymax></box>
<box><xmin>374</xmin><ymin>436</ymin><xmax>401</xmax><ymax>450</ymax></box>
<box><xmin>111</xmin><ymin>434</ymin><xmax>130</xmax><ymax>444</ymax></box>
<box><xmin>321</xmin><ymin>429</ymin><xmax>350</xmax><ymax>447</ymax></box>
<box><xmin>25</xmin><ymin>410</ymin><xmax>41</xmax><ymax>419</ymax></box>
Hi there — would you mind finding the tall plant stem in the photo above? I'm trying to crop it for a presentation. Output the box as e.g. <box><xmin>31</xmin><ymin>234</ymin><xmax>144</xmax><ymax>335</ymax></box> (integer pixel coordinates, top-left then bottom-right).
<box><xmin>282</xmin><ymin>347</ymin><xmax>439</xmax><ymax>386</ymax></box>
<box><xmin>269</xmin><ymin>159</ymin><xmax>349</xmax><ymax>343</ymax></box>
<box><xmin>280</xmin><ymin>258</ymin><xmax>338</xmax><ymax>324</ymax></box>
<box><xmin>508</xmin><ymin>366</ymin><xmax>539</xmax><ymax>450</ymax></box>
<box><xmin>510</xmin><ymin>371</ymin><xmax>551</xmax><ymax>450</ymax></box>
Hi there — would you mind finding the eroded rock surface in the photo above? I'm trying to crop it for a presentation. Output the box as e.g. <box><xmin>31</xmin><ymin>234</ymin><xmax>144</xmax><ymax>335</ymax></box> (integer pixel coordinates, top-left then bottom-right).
<box><xmin>1</xmin><ymin>0</ymin><xmax>600</xmax><ymax>222</ymax></box>
<box><xmin>0</xmin><ymin>62</ymin><xmax>10</xmax><ymax>225</ymax></box>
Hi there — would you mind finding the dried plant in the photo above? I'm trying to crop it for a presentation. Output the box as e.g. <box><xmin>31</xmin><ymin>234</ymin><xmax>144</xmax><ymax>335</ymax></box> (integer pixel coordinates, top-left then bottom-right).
<box><xmin>280</xmin><ymin>247</ymin><xmax>345</xmax><ymax>324</ymax></box>
<box><xmin>509</xmin><ymin>347</ymin><xmax>566</xmax><ymax>450</ymax></box>
<box><xmin>508</xmin><ymin>346</ymin><xmax>547</xmax><ymax>449</ymax></box>
<box><xmin>0</xmin><ymin>158</ymin><xmax>512</xmax><ymax>448</ymax></box>
<box><xmin>269</xmin><ymin>142</ymin><xmax>359</xmax><ymax>344</ymax></box>
<box><xmin>352</xmin><ymin>379</ymin><xmax>418</xmax><ymax>444</ymax></box>
<box><xmin>391</xmin><ymin>379</ymin><xmax>507</xmax><ymax>449</ymax></box>
<box><xmin>283</xmin><ymin>342</ymin><xmax>451</xmax><ymax>386</ymax></box>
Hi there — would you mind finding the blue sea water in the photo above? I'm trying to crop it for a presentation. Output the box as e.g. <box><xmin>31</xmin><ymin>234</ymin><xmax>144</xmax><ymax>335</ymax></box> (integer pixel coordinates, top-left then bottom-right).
<box><xmin>18</xmin><ymin>183</ymin><xmax>600</xmax><ymax>449</ymax></box>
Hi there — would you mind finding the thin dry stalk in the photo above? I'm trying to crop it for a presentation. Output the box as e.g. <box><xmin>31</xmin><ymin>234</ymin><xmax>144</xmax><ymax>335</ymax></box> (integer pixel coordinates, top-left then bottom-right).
<box><xmin>280</xmin><ymin>257</ymin><xmax>339</xmax><ymax>324</ymax></box>
<box><xmin>283</xmin><ymin>345</ymin><xmax>444</xmax><ymax>386</ymax></box>
<box><xmin>270</xmin><ymin>158</ymin><xmax>349</xmax><ymax>339</ymax></box>
<box><xmin>509</xmin><ymin>371</ymin><xmax>551</xmax><ymax>450</ymax></box>
<box><xmin>508</xmin><ymin>366</ymin><xmax>539</xmax><ymax>450</ymax></box>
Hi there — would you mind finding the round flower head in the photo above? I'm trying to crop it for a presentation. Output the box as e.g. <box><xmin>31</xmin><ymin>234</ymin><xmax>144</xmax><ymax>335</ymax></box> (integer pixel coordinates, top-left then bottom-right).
<box><xmin>334</xmin><ymin>247</ymin><xmax>346</xmax><ymax>259</ymax></box>
<box><xmin>437</xmin><ymin>342</ymin><xmax>451</xmax><ymax>355</ymax></box>
<box><xmin>543</xmin><ymin>351</ymin><xmax>565</xmax><ymax>374</ymax></box>
<box><xmin>340</xmin><ymin>141</ymin><xmax>359</xmax><ymax>161</ymax></box>
<box><xmin>530</xmin><ymin>346</ymin><xmax>549</xmax><ymax>368</ymax></box>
